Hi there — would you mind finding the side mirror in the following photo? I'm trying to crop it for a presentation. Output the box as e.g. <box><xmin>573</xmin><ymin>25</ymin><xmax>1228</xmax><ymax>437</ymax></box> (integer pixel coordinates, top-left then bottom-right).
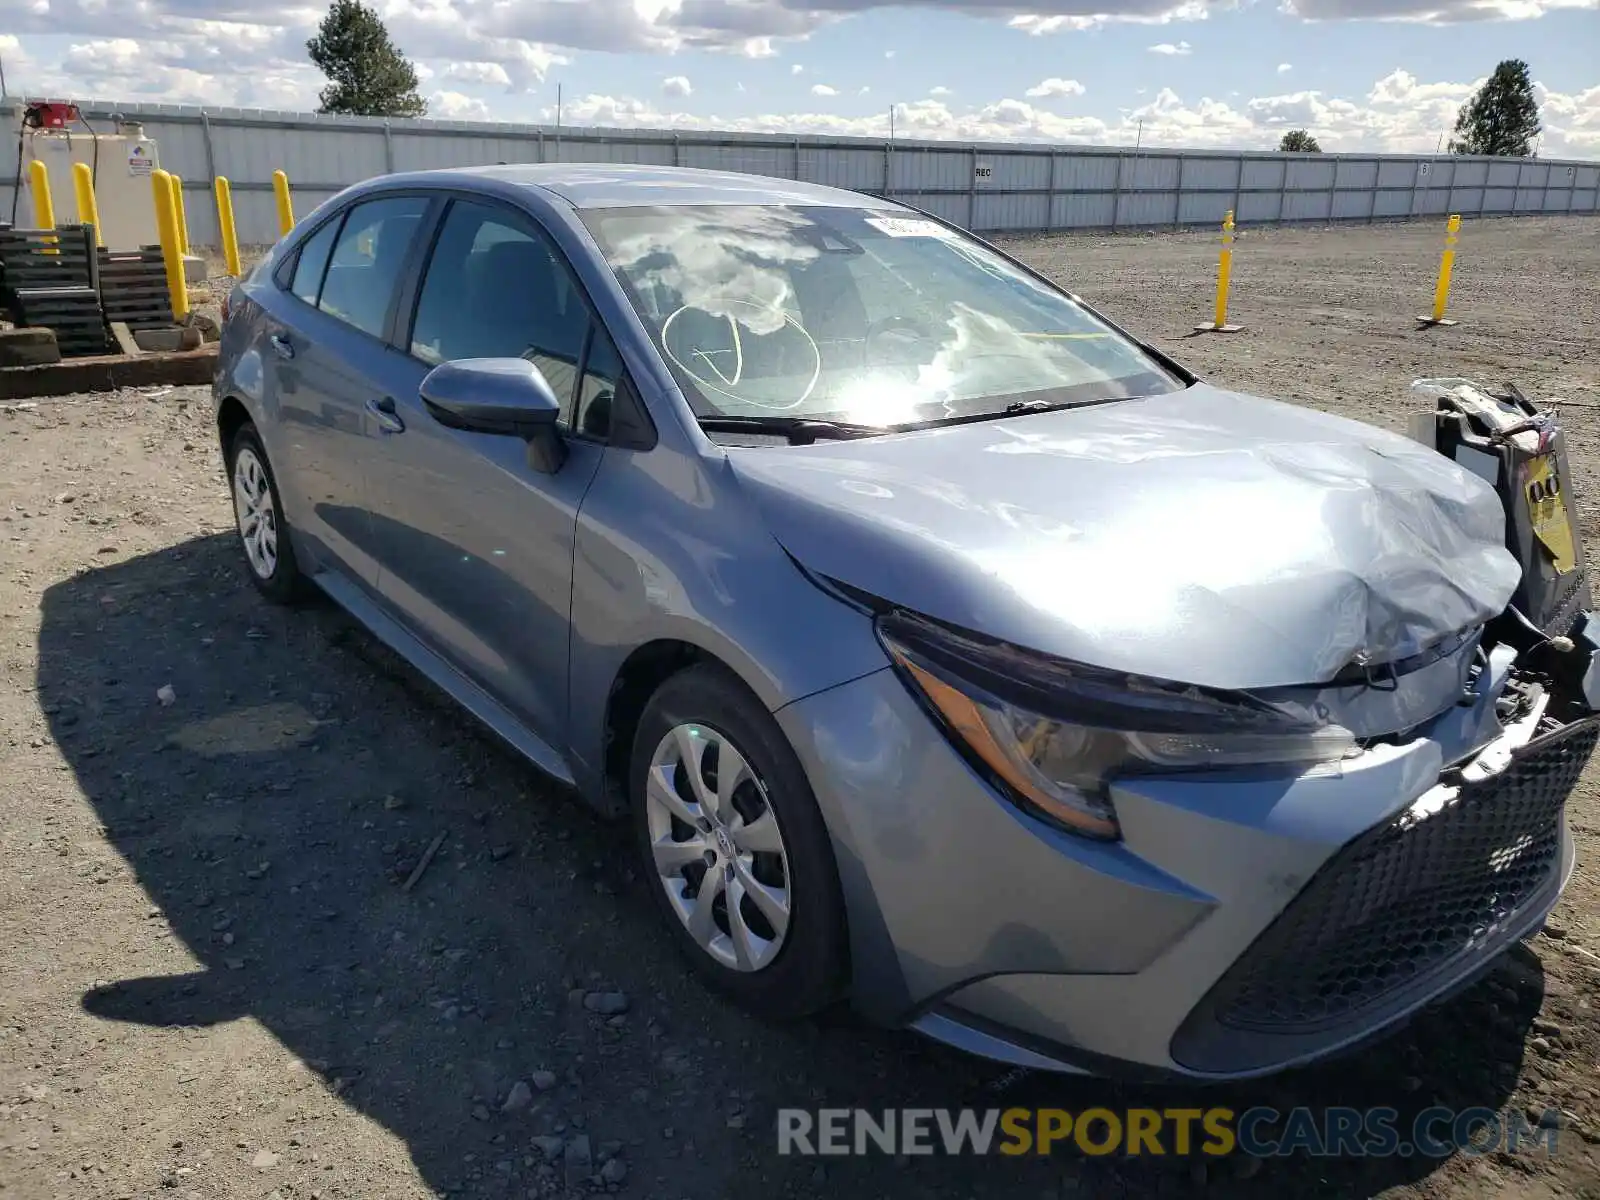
<box><xmin>419</xmin><ymin>357</ymin><xmax>567</xmax><ymax>473</ymax></box>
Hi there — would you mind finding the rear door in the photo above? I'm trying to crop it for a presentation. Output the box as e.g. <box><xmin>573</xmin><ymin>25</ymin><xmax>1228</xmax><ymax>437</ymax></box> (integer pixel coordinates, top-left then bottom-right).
<box><xmin>360</xmin><ymin>195</ymin><xmax>618</xmax><ymax>747</ymax></box>
<box><xmin>259</xmin><ymin>193</ymin><xmax>433</xmax><ymax>590</ymax></box>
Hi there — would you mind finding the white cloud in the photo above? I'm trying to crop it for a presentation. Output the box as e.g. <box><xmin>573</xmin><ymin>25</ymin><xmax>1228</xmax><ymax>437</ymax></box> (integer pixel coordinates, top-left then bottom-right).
<box><xmin>429</xmin><ymin>89</ymin><xmax>493</xmax><ymax>119</ymax></box>
<box><xmin>1148</xmin><ymin>40</ymin><xmax>1193</xmax><ymax>54</ymax></box>
<box><xmin>443</xmin><ymin>60</ymin><xmax>513</xmax><ymax>87</ymax></box>
<box><xmin>811</xmin><ymin>83</ymin><xmax>837</xmax><ymax>96</ymax></box>
<box><xmin>1026</xmin><ymin>77</ymin><xmax>1086</xmax><ymax>98</ymax></box>
<box><xmin>858</xmin><ymin>85</ymin><xmax>871</xmax><ymax>94</ymax></box>
<box><xmin>1279</xmin><ymin>0</ymin><xmax>1596</xmax><ymax>23</ymax></box>
<box><xmin>885</xmin><ymin>49</ymin><xmax>896</xmax><ymax>57</ymax></box>
<box><xmin>930</xmin><ymin>85</ymin><xmax>953</xmax><ymax>96</ymax></box>
<box><xmin>1277</xmin><ymin>62</ymin><xmax>1293</xmax><ymax>72</ymax></box>
<box><xmin>662</xmin><ymin>74</ymin><xmax>693</xmax><ymax>97</ymax></box>
<box><xmin>791</xmin><ymin>63</ymin><xmax>804</xmax><ymax>75</ymax></box>
<box><xmin>1010</xmin><ymin>2</ymin><xmax>1210</xmax><ymax>35</ymax></box>
<box><xmin>471</xmin><ymin>77</ymin><xmax>1599</xmax><ymax>158</ymax></box>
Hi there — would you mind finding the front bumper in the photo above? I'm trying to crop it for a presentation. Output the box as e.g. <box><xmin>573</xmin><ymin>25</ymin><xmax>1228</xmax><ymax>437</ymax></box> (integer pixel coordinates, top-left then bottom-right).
<box><xmin>776</xmin><ymin>665</ymin><xmax>1593</xmax><ymax>1081</ymax></box>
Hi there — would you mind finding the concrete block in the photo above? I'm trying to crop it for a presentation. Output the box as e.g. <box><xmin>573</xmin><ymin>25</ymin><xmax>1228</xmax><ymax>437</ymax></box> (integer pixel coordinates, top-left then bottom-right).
<box><xmin>0</xmin><ymin>327</ymin><xmax>62</xmax><ymax>367</ymax></box>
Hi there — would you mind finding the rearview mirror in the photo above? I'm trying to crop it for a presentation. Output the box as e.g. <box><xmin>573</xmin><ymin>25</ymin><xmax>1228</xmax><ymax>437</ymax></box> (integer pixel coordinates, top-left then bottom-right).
<box><xmin>420</xmin><ymin>357</ymin><xmax>567</xmax><ymax>473</ymax></box>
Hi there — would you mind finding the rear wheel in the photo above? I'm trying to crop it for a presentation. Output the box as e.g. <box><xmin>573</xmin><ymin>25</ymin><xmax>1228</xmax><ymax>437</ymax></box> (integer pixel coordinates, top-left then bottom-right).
<box><xmin>228</xmin><ymin>423</ymin><xmax>307</xmax><ymax>604</ymax></box>
<box><xmin>630</xmin><ymin>663</ymin><xmax>848</xmax><ymax>1019</ymax></box>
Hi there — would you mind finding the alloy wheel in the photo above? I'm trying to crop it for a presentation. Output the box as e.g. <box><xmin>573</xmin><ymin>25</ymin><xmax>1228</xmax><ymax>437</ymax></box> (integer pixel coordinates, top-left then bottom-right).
<box><xmin>645</xmin><ymin>723</ymin><xmax>793</xmax><ymax>972</ymax></box>
<box><xmin>232</xmin><ymin>446</ymin><xmax>279</xmax><ymax>580</ymax></box>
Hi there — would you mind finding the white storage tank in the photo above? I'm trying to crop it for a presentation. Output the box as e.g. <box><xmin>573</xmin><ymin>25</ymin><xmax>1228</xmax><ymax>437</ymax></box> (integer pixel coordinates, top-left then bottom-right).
<box><xmin>21</xmin><ymin>118</ymin><xmax>162</xmax><ymax>251</ymax></box>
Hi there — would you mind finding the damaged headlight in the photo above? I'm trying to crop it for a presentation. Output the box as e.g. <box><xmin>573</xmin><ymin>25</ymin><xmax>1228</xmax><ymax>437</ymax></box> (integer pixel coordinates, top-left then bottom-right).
<box><xmin>877</xmin><ymin>612</ymin><xmax>1357</xmax><ymax>840</ymax></box>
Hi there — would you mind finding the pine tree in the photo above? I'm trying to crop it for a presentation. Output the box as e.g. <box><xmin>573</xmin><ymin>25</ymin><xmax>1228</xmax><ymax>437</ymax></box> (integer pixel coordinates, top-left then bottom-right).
<box><xmin>307</xmin><ymin>0</ymin><xmax>428</xmax><ymax>118</ymax></box>
<box><xmin>1278</xmin><ymin>129</ymin><xmax>1321</xmax><ymax>153</ymax></box>
<box><xmin>1449</xmin><ymin>60</ymin><xmax>1541</xmax><ymax>157</ymax></box>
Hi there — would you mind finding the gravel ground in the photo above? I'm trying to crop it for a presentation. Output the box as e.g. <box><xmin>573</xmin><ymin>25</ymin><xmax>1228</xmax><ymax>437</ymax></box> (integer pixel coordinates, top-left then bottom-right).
<box><xmin>3</xmin><ymin>216</ymin><xmax>1600</xmax><ymax>1200</ymax></box>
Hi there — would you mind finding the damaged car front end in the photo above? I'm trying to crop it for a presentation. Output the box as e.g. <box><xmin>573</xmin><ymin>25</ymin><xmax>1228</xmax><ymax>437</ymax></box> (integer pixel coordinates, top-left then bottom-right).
<box><xmin>755</xmin><ymin>378</ymin><xmax>1600</xmax><ymax>1080</ymax></box>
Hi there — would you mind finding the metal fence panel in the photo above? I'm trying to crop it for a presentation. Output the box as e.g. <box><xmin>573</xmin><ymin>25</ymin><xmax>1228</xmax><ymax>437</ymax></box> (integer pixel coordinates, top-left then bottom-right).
<box><xmin>1374</xmin><ymin>160</ymin><xmax>1414</xmax><ymax>188</ymax></box>
<box><xmin>988</xmin><ymin>153</ymin><xmax>1050</xmax><ymax>190</ymax></box>
<box><xmin>1282</xmin><ymin>189</ymin><xmax>1332</xmax><ymax>221</ymax></box>
<box><xmin>1240</xmin><ymin>158</ymin><xmax>1286</xmax><ymax>190</ymax></box>
<box><xmin>1236</xmin><ymin>190</ymin><xmax>1283</xmax><ymax>223</ymax></box>
<box><xmin>1487</xmin><ymin>161</ymin><xmax>1522</xmax><ymax>187</ymax></box>
<box><xmin>1373</xmin><ymin>189</ymin><xmax>1414</xmax><ymax>218</ymax></box>
<box><xmin>1126</xmin><ymin>156</ymin><xmax>1181</xmax><ymax>190</ymax></box>
<box><xmin>1052</xmin><ymin>191</ymin><xmax>1116</xmax><ymax>227</ymax></box>
<box><xmin>799</xmin><ymin>147</ymin><xmax>881</xmax><ymax>189</ymax></box>
<box><xmin>1</xmin><ymin>98</ymin><xmax>1593</xmax><ymax>248</ymax></box>
<box><xmin>1178</xmin><ymin>189</ymin><xmax>1233</xmax><ymax>225</ymax></box>
<box><xmin>1179</xmin><ymin>156</ymin><xmax>1236</xmax><ymax>191</ymax></box>
<box><xmin>974</xmin><ymin>191</ymin><xmax>1048</xmax><ymax>230</ymax></box>
<box><xmin>1340</xmin><ymin>160</ymin><xmax>1379</xmax><ymax>189</ymax></box>
<box><xmin>890</xmin><ymin>147</ymin><xmax>967</xmax><ymax>191</ymax></box>
<box><xmin>914</xmin><ymin>192</ymin><xmax>968</xmax><ymax>226</ymax></box>
<box><xmin>1056</xmin><ymin>154</ymin><xmax>1121</xmax><ymax>192</ymax></box>
<box><xmin>1331</xmin><ymin>189</ymin><xmax>1371</xmax><ymax>220</ymax></box>
<box><xmin>1419</xmin><ymin>187</ymin><xmax>1452</xmax><ymax>215</ymax></box>
<box><xmin>1114</xmin><ymin>191</ymin><xmax>1173</xmax><ymax>225</ymax></box>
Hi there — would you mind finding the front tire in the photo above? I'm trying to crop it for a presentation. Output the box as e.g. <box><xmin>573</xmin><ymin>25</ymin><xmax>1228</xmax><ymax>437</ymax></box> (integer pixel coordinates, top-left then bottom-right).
<box><xmin>227</xmin><ymin>423</ymin><xmax>307</xmax><ymax>604</ymax></box>
<box><xmin>630</xmin><ymin>663</ymin><xmax>848</xmax><ymax>1019</ymax></box>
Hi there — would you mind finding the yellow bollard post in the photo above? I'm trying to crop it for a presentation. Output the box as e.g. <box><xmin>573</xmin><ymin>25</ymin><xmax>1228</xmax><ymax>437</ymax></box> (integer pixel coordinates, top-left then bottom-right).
<box><xmin>272</xmin><ymin>169</ymin><xmax>295</xmax><ymax>238</ymax></box>
<box><xmin>171</xmin><ymin>173</ymin><xmax>191</xmax><ymax>257</ymax></box>
<box><xmin>72</xmin><ymin>162</ymin><xmax>103</xmax><ymax>247</ymax></box>
<box><xmin>1417</xmin><ymin>214</ymin><xmax>1462</xmax><ymax>327</ymax></box>
<box><xmin>214</xmin><ymin>176</ymin><xmax>242</xmax><ymax>277</ymax></box>
<box><xmin>1194</xmin><ymin>209</ymin><xmax>1242</xmax><ymax>334</ymax></box>
<box><xmin>151</xmin><ymin>170</ymin><xmax>191</xmax><ymax>321</ymax></box>
<box><xmin>27</xmin><ymin>159</ymin><xmax>58</xmax><ymax>253</ymax></box>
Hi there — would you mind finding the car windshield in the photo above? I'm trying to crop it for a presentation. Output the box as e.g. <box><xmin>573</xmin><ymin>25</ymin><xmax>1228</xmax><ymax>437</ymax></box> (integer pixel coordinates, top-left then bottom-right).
<box><xmin>582</xmin><ymin>204</ymin><xmax>1182</xmax><ymax>430</ymax></box>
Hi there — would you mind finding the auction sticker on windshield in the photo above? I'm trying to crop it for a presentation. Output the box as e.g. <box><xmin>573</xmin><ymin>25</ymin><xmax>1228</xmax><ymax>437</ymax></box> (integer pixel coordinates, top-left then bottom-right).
<box><xmin>865</xmin><ymin>216</ymin><xmax>957</xmax><ymax>239</ymax></box>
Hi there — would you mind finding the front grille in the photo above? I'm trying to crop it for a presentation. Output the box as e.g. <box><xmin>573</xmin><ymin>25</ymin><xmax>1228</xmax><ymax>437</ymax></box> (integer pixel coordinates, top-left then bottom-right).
<box><xmin>1174</xmin><ymin>718</ymin><xmax>1595</xmax><ymax>1068</ymax></box>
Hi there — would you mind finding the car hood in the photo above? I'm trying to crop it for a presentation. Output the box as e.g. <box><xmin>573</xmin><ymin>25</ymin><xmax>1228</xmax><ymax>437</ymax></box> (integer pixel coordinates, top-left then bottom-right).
<box><xmin>726</xmin><ymin>383</ymin><xmax>1522</xmax><ymax>691</ymax></box>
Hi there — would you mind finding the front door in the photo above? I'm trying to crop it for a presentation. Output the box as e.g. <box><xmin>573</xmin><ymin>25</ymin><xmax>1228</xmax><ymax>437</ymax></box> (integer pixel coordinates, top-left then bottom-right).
<box><xmin>264</xmin><ymin>194</ymin><xmax>431</xmax><ymax>591</ymax></box>
<box><xmin>362</xmin><ymin>197</ymin><xmax>619</xmax><ymax>748</ymax></box>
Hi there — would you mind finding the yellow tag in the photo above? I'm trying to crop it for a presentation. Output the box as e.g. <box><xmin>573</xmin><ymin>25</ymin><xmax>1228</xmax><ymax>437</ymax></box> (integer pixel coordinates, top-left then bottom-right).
<box><xmin>1525</xmin><ymin>455</ymin><xmax>1578</xmax><ymax>574</ymax></box>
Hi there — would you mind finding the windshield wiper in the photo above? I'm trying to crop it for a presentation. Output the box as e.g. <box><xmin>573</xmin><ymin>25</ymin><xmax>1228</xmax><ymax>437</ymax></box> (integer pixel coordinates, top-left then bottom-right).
<box><xmin>696</xmin><ymin>416</ymin><xmax>888</xmax><ymax>445</ymax></box>
<box><xmin>896</xmin><ymin>395</ymin><xmax>1136</xmax><ymax>432</ymax></box>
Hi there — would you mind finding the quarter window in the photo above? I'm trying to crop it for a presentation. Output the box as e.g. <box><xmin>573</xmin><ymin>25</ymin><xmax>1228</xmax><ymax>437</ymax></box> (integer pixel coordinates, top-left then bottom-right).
<box><xmin>288</xmin><ymin>218</ymin><xmax>339</xmax><ymax>306</ymax></box>
<box><xmin>317</xmin><ymin>196</ymin><xmax>429</xmax><ymax>338</ymax></box>
<box><xmin>410</xmin><ymin>200</ymin><xmax>594</xmax><ymax>429</ymax></box>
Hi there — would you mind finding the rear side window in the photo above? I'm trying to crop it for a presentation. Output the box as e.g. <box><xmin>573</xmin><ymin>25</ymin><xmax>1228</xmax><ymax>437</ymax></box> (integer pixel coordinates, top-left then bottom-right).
<box><xmin>289</xmin><ymin>219</ymin><xmax>339</xmax><ymax>306</ymax></box>
<box><xmin>410</xmin><ymin>199</ymin><xmax>592</xmax><ymax>428</ymax></box>
<box><xmin>317</xmin><ymin>196</ymin><xmax>430</xmax><ymax>338</ymax></box>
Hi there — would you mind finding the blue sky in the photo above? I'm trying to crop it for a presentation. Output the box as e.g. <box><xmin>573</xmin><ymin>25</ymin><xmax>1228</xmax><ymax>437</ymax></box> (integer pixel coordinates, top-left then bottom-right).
<box><xmin>1</xmin><ymin>0</ymin><xmax>1596</xmax><ymax>156</ymax></box>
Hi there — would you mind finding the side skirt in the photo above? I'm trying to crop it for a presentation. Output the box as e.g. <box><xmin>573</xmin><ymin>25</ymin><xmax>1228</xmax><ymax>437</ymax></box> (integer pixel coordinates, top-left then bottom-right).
<box><xmin>312</xmin><ymin>567</ymin><xmax>577</xmax><ymax>788</ymax></box>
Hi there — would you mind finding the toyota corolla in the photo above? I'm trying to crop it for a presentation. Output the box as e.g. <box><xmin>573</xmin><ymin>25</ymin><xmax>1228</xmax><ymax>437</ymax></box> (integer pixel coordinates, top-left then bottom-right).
<box><xmin>214</xmin><ymin>164</ymin><xmax>1598</xmax><ymax>1080</ymax></box>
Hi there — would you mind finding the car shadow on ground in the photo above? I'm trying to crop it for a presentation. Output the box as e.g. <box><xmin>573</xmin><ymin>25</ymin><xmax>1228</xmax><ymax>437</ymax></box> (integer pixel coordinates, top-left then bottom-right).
<box><xmin>41</xmin><ymin>533</ymin><xmax>1548</xmax><ymax>1198</ymax></box>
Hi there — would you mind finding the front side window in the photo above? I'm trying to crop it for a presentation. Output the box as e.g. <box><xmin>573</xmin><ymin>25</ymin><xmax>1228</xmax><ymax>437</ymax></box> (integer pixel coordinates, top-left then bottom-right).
<box><xmin>582</xmin><ymin>205</ymin><xmax>1182</xmax><ymax>431</ymax></box>
<box><xmin>410</xmin><ymin>200</ymin><xmax>592</xmax><ymax>427</ymax></box>
<box><xmin>318</xmin><ymin>195</ymin><xmax>429</xmax><ymax>338</ymax></box>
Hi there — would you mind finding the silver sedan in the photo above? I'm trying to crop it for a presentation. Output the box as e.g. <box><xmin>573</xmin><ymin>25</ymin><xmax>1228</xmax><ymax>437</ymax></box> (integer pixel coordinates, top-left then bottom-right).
<box><xmin>214</xmin><ymin>164</ymin><xmax>1595</xmax><ymax>1080</ymax></box>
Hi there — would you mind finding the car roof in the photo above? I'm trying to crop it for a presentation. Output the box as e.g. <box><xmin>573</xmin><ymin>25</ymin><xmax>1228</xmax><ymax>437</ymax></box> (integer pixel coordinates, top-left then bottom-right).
<box><xmin>376</xmin><ymin>163</ymin><xmax>902</xmax><ymax>212</ymax></box>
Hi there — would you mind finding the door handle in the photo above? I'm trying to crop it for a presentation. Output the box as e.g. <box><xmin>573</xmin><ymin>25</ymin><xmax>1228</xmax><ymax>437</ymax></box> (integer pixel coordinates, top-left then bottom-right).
<box><xmin>366</xmin><ymin>395</ymin><xmax>406</xmax><ymax>435</ymax></box>
<box><xmin>268</xmin><ymin>333</ymin><xmax>295</xmax><ymax>360</ymax></box>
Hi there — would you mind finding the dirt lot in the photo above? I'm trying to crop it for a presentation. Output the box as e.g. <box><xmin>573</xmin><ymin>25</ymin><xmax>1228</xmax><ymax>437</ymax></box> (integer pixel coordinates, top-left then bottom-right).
<box><xmin>3</xmin><ymin>215</ymin><xmax>1600</xmax><ymax>1200</ymax></box>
